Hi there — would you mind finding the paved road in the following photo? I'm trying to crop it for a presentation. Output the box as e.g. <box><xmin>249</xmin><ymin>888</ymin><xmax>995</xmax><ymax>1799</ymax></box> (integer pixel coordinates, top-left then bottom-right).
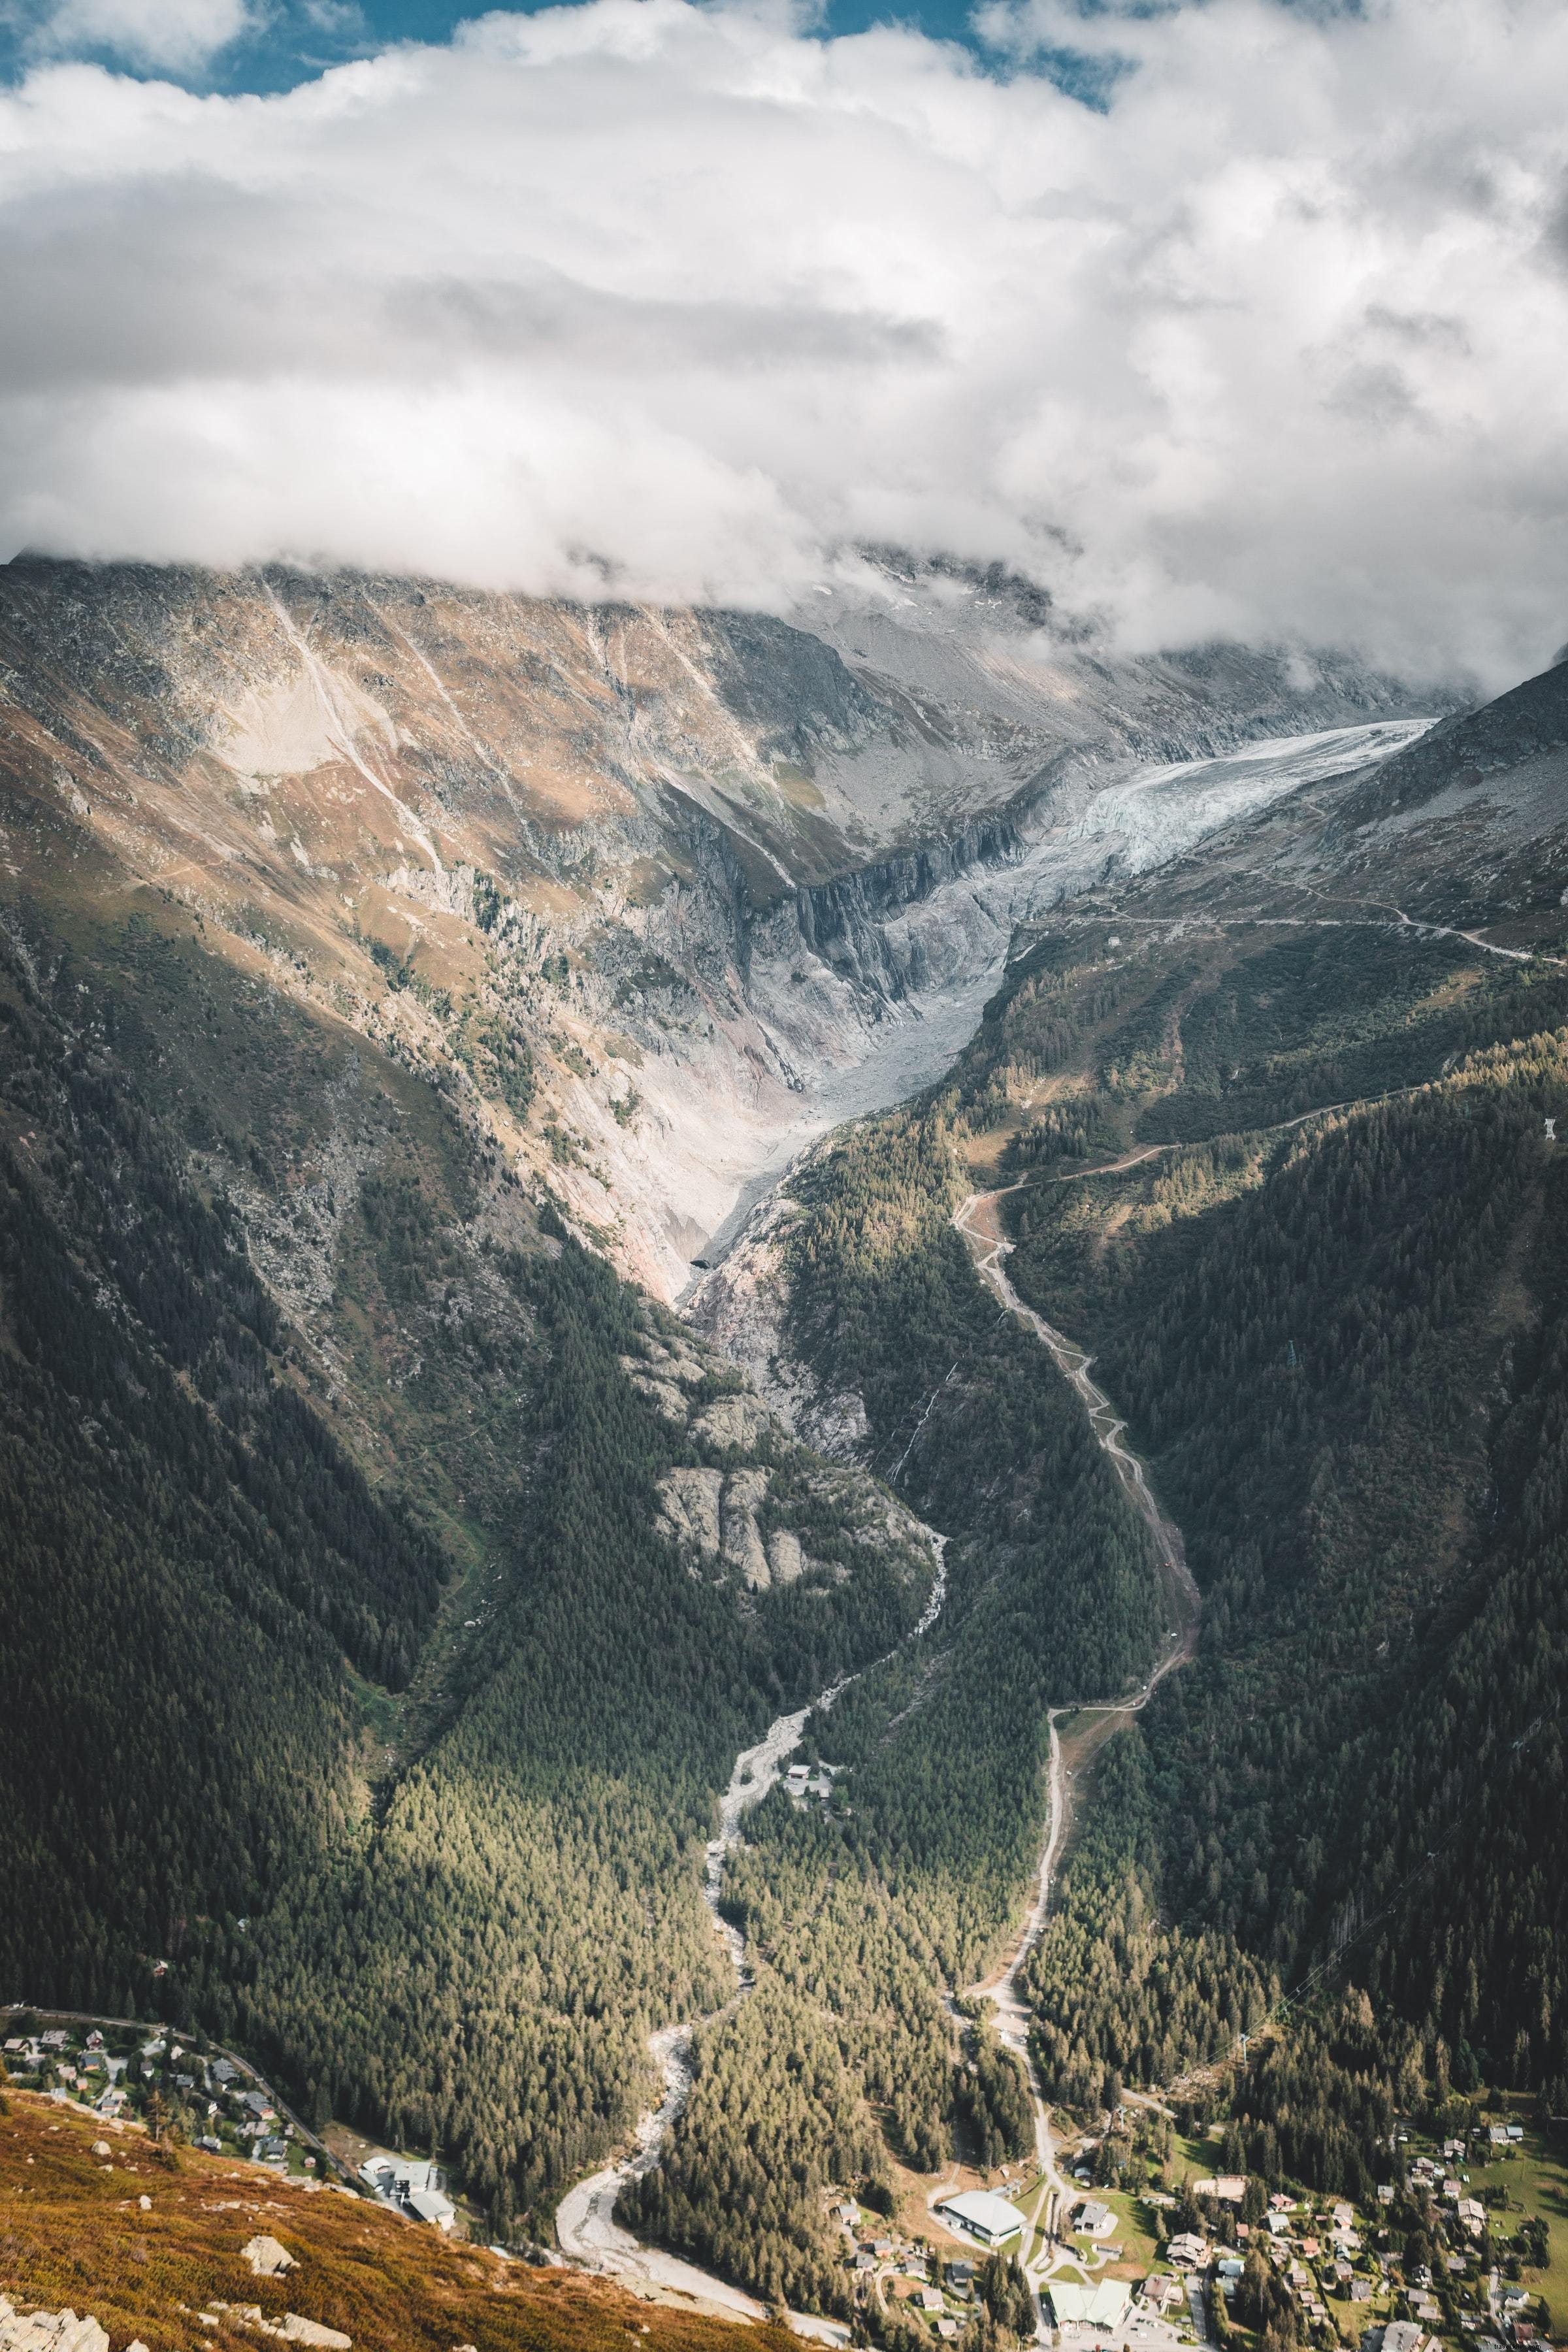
<box><xmin>951</xmin><ymin>1188</ymin><xmax>1204</xmax><ymax>2337</ymax></box>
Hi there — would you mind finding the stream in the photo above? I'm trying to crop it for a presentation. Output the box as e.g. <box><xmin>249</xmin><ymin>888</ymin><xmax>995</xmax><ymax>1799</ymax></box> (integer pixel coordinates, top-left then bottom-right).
<box><xmin>553</xmin><ymin>1537</ymin><xmax>949</xmax><ymax>2338</ymax></box>
<box><xmin>555</xmin><ymin>1182</ymin><xmax>1200</xmax><ymax>2338</ymax></box>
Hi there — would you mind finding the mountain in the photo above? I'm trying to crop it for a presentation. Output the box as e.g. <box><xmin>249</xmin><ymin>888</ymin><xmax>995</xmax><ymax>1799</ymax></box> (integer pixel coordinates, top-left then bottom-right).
<box><xmin>10</xmin><ymin>548</ymin><xmax>1568</xmax><ymax>2321</ymax></box>
<box><xmin>0</xmin><ymin>553</ymin><xmax>1438</xmax><ymax>1294</ymax></box>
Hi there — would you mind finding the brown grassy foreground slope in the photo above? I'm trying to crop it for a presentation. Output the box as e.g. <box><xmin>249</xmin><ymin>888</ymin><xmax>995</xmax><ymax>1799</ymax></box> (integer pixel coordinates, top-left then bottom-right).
<box><xmin>0</xmin><ymin>2092</ymin><xmax>772</xmax><ymax>2352</ymax></box>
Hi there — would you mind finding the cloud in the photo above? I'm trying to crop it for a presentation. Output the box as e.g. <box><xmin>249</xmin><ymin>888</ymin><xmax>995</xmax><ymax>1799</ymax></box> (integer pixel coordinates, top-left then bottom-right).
<box><xmin>18</xmin><ymin>0</ymin><xmax>252</xmax><ymax>70</ymax></box>
<box><xmin>1</xmin><ymin>0</ymin><xmax>1567</xmax><ymax>681</ymax></box>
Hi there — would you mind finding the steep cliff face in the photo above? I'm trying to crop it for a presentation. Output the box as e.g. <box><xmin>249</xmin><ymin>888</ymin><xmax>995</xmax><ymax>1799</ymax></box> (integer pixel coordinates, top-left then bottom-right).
<box><xmin>0</xmin><ymin>553</ymin><xmax>1440</xmax><ymax>1293</ymax></box>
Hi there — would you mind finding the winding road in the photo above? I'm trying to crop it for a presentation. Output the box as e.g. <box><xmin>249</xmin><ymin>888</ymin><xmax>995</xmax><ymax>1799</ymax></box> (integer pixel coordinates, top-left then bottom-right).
<box><xmin>559</xmin><ymin>1186</ymin><xmax>1200</xmax><ymax>2344</ymax></box>
<box><xmin>952</xmin><ymin>1185</ymin><xmax>1203</xmax><ymax>2342</ymax></box>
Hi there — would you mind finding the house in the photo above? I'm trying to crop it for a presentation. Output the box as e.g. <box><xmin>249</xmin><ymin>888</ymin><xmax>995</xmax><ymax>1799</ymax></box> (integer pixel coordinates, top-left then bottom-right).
<box><xmin>1267</xmin><ymin>2213</ymin><xmax>1292</xmax><ymax>2238</ymax></box>
<box><xmin>936</xmin><ymin>2323</ymin><xmax>958</xmax><ymax>2341</ymax></box>
<box><xmin>242</xmin><ymin>2091</ymin><xmax>275</xmax><ymax>2121</ymax></box>
<box><xmin>935</xmin><ymin>2191</ymin><xmax>1022</xmax><ymax>2249</ymax></box>
<box><xmin>1168</xmin><ymin>2234</ymin><xmax>1209</xmax><ymax>2270</ymax></box>
<box><xmin>41</xmin><ymin>2031</ymin><xmax>67</xmax><ymax>2051</ymax></box>
<box><xmin>1488</xmin><ymin>2127</ymin><xmax>1509</xmax><ymax>2147</ymax></box>
<box><xmin>1352</xmin><ymin>2283</ymin><xmax>1372</xmax><ymax>2304</ymax></box>
<box><xmin>1333</xmin><ymin>2204</ymin><xmax>1355</xmax><ymax>2232</ymax></box>
<box><xmin>212</xmin><ymin>2060</ymin><xmax>239</xmax><ymax>2088</ymax></box>
<box><xmin>1459</xmin><ymin>2199</ymin><xmax>1486</xmax><ymax>2234</ymax></box>
<box><xmin>919</xmin><ymin>2291</ymin><xmax>943</xmax><ymax>2314</ymax></box>
<box><xmin>1073</xmin><ymin>2201</ymin><xmax>1116</xmax><ymax>2239</ymax></box>
<box><xmin>1506</xmin><ymin>2127</ymin><xmax>1524</xmax><ymax>2144</ymax></box>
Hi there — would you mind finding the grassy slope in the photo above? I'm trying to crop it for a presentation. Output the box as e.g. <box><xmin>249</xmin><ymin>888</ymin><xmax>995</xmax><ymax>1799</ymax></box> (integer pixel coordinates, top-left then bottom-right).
<box><xmin>0</xmin><ymin>2089</ymin><xmax>774</xmax><ymax>2352</ymax></box>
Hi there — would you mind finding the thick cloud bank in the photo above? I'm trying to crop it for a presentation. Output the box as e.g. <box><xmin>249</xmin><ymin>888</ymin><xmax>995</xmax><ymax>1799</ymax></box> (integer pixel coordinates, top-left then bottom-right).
<box><xmin>2</xmin><ymin>0</ymin><xmax>1567</xmax><ymax>679</ymax></box>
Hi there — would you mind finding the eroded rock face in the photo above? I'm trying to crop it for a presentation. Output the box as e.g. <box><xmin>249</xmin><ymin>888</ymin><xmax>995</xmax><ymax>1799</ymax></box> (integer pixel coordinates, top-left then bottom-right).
<box><xmin>0</xmin><ymin>553</ymin><xmax>1434</xmax><ymax>1297</ymax></box>
<box><xmin>719</xmin><ymin>1468</ymin><xmax>772</xmax><ymax>1587</ymax></box>
<box><xmin>638</xmin><ymin>1316</ymin><xmax>927</xmax><ymax>1600</ymax></box>
<box><xmin>656</xmin><ymin>1467</ymin><xmax>725</xmax><ymax>1561</ymax></box>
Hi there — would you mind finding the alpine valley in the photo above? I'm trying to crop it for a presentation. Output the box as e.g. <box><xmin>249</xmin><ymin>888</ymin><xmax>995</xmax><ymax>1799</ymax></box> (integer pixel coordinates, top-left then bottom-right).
<box><xmin>4</xmin><ymin>551</ymin><xmax>1568</xmax><ymax>2352</ymax></box>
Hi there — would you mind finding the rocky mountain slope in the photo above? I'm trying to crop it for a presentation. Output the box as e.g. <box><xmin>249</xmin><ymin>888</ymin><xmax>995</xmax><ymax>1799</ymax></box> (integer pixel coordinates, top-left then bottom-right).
<box><xmin>0</xmin><ymin>553</ymin><xmax>1442</xmax><ymax>1296</ymax></box>
<box><xmin>0</xmin><ymin>2090</ymin><xmax>765</xmax><ymax>2352</ymax></box>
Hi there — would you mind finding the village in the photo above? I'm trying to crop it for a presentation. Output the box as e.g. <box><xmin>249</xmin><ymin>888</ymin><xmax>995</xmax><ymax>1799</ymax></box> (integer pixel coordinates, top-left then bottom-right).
<box><xmin>821</xmin><ymin>2092</ymin><xmax>1565</xmax><ymax>2352</ymax></box>
<box><xmin>5</xmin><ymin>2005</ymin><xmax>1565</xmax><ymax>2352</ymax></box>
<box><xmin>0</xmin><ymin>2012</ymin><xmax>455</xmax><ymax>2236</ymax></box>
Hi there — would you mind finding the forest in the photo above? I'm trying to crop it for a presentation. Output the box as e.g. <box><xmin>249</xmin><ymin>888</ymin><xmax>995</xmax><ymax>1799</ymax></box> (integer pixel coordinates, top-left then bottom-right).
<box><xmin>9</xmin><ymin>800</ymin><xmax>1568</xmax><ymax>2320</ymax></box>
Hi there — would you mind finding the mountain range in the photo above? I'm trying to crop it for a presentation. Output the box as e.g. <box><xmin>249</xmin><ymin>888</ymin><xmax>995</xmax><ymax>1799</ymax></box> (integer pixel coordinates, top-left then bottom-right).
<box><xmin>2</xmin><ymin>549</ymin><xmax>1565</xmax><ymax>2338</ymax></box>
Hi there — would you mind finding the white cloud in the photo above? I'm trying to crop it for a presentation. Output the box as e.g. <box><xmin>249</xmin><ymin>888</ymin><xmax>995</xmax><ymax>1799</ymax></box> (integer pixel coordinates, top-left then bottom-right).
<box><xmin>20</xmin><ymin>0</ymin><xmax>252</xmax><ymax>70</ymax></box>
<box><xmin>1</xmin><ymin>0</ymin><xmax>1567</xmax><ymax>681</ymax></box>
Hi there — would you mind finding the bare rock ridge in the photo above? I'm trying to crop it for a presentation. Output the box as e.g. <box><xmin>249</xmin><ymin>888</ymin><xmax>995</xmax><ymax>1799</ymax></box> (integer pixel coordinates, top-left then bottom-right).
<box><xmin>621</xmin><ymin>1322</ymin><xmax>932</xmax><ymax>1594</ymax></box>
<box><xmin>0</xmin><ymin>551</ymin><xmax>1444</xmax><ymax>1296</ymax></box>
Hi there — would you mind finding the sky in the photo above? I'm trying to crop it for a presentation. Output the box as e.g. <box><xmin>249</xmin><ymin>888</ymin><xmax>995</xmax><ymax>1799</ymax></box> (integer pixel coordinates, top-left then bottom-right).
<box><xmin>1</xmin><ymin>0</ymin><xmax>1567</xmax><ymax>686</ymax></box>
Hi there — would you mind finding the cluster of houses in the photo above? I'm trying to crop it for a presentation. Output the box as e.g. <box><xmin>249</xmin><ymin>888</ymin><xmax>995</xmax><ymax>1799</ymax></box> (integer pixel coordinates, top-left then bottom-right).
<box><xmin>831</xmin><ymin>2197</ymin><xmax>1007</xmax><ymax>2339</ymax></box>
<box><xmin>1</xmin><ymin>2021</ymin><xmax>308</xmax><ymax>2176</ymax></box>
<box><xmin>2</xmin><ymin>2029</ymin><xmax>131</xmax><ymax>2119</ymax></box>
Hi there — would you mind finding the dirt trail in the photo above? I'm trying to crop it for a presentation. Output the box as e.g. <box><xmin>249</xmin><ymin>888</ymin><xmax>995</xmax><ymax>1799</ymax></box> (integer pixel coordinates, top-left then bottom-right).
<box><xmin>951</xmin><ymin>1186</ymin><xmax>1203</xmax><ymax>2337</ymax></box>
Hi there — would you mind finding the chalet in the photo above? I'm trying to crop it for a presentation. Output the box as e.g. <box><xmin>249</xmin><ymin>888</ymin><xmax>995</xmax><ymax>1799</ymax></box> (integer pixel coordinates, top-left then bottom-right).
<box><xmin>1073</xmin><ymin>2201</ymin><xmax>1115</xmax><ymax>2239</ymax></box>
<box><xmin>1168</xmin><ymin>2234</ymin><xmax>1209</xmax><ymax>2270</ymax></box>
<box><xmin>1139</xmin><ymin>2278</ymin><xmax>1184</xmax><ymax>2313</ymax></box>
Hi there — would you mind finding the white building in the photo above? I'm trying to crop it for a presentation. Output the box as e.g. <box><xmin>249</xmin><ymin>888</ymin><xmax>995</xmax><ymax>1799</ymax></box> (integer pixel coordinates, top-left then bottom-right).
<box><xmin>935</xmin><ymin>2190</ymin><xmax>1023</xmax><ymax>2249</ymax></box>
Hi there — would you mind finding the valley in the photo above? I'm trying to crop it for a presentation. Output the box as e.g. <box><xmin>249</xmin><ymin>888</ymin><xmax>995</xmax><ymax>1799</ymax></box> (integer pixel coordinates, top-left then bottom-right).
<box><xmin>5</xmin><ymin>553</ymin><xmax>1568</xmax><ymax>2352</ymax></box>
